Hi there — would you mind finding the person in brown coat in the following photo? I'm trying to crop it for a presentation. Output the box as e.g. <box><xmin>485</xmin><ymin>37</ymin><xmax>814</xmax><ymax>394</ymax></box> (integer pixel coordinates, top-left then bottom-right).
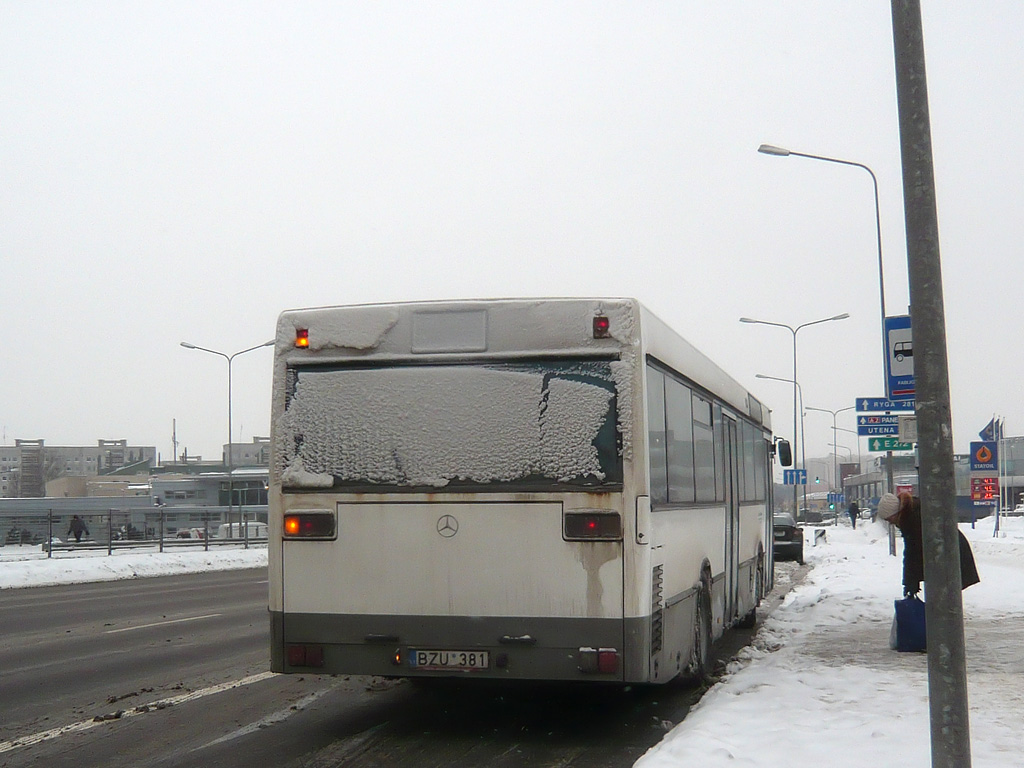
<box><xmin>877</xmin><ymin>492</ymin><xmax>980</xmax><ymax>596</ymax></box>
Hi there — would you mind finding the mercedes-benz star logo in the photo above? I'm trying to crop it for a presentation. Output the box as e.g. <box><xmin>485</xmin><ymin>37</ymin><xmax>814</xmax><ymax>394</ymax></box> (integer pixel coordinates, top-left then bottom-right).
<box><xmin>436</xmin><ymin>514</ymin><xmax>459</xmax><ymax>538</ymax></box>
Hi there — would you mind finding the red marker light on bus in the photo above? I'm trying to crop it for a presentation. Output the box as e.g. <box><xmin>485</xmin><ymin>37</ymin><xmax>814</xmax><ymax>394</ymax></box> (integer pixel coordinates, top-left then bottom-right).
<box><xmin>295</xmin><ymin>328</ymin><xmax>309</xmax><ymax>348</ymax></box>
<box><xmin>563</xmin><ymin>511</ymin><xmax>621</xmax><ymax>541</ymax></box>
<box><xmin>593</xmin><ymin>316</ymin><xmax>611</xmax><ymax>339</ymax></box>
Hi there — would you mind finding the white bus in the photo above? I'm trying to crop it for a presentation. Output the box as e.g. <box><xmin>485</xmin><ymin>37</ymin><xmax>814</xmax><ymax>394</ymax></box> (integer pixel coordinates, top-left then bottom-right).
<box><xmin>268</xmin><ymin>298</ymin><xmax>789</xmax><ymax>684</ymax></box>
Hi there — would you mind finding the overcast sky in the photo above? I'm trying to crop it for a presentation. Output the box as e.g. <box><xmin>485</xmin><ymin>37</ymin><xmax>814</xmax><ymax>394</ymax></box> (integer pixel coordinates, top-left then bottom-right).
<box><xmin>2</xmin><ymin>2</ymin><xmax>1022</xmax><ymax>467</ymax></box>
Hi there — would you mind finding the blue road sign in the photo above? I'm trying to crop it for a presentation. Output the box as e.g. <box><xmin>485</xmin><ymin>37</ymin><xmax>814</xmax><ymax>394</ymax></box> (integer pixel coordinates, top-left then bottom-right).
<box><xmin>856</xmin><ymin>397</ymin><xmax>916</xmax><ymax>412</ymax></box>
<box><xmin>783</xmin><ymin>469</ymin><xmax>807</xmax><ymax>485</ymax></box>
<box><xmin>858</xmin><ymin>424</ymin><xmax>899</xmax><ymax>436</ymax></box>
<box><xmin>884</xmin><ymin>315</ymin><xmax>915</xmax><ymax>401</ymax></box>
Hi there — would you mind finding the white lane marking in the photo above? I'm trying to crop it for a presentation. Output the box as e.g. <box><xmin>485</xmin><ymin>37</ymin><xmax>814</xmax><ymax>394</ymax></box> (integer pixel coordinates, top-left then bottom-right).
<box><xmin>0</xmin><ymin>671</ymin><xmax>276</xmax><ymax>755</ymax></box>
<box><xmin>105</xmin><ymin>613</ymin><xmax>223</xmax><ymax>634</ymax></box>
<box><xmin>198</xmin><ymin>687</ymin><xmax>337</xmax><ymax>749</ymax></box>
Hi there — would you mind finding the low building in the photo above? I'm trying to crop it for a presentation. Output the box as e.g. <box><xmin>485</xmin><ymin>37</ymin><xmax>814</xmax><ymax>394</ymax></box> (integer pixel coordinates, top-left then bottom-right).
<box><xmin>1</xmin><ymin>439</ymin><xmax>156</xmax><ymax>498</ymax></box>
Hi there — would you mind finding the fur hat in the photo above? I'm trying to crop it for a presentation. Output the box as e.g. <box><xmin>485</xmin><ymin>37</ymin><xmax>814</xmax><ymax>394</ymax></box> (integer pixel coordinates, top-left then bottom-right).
<box><xmin>877</xmin><ymin>492</ymin><xmax>900</xmax><ymax>521</ymax></box>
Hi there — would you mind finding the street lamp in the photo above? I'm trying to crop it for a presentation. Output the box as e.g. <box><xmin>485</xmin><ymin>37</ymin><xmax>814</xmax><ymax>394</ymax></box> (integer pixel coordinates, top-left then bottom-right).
<box><xmin>830</xmin><ymin>443</ymin><xmax>853</xmax><ymax>461</ymax></box>
<box><xmin>806</xmin><ymin>405</ymin><xmax>857</xmax><ymax>491</ymax></box>
<box><xmin>756</xmin><ymin>374</ymin><xmax>805</xmax><ymax>493</ymax></box>
<box><xmin>741</xmin><ymin>313</ymin><xmax>850</xmax><ymax>519</ymax></box>
<box><xmin>758</xmin><ymin>143</ymin><xmax>895</xmax><ymax>493</ymax></box>
<box><xmin>180</xmin><ymin>339</ymin><xmax>275</xmax><ymax>533</ymax></box>
<box><xmin>836</xmin><ymin>426</ymin><xmax>863</xmax><ymax>469</ymax></box>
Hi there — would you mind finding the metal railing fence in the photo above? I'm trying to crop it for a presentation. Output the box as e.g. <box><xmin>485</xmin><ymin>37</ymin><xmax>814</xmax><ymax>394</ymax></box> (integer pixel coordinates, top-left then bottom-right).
<box><xmin>1</xmin><ymin>506</ymin><xmax>268</xmax><ymax>556</ymax></box>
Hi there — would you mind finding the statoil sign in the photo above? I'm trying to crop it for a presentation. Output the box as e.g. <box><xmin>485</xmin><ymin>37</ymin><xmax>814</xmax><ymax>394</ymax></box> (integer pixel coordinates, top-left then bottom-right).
<box><xmin>969</xmin><ymin>441</ymin><xmax>998</xmax><ymax>472</ymax></box>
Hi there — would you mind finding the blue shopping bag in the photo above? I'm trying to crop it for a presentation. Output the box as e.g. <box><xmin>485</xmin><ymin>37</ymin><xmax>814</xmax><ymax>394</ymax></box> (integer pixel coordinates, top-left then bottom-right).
<box><xmin>892</xmin><ymin>595</ymin><xmax>927</xmax><ymax>652</ymax></box>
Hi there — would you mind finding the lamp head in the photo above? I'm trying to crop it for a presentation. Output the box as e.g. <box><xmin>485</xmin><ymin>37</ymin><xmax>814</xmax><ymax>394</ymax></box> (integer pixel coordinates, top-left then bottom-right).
<box><xmin>758</xmin><ymin>144</ymin><xmax>791</xmax><ymax>157</ymax></box>
<box><xmin>180</xmin><ymin>342</ymin><xmax>197</xmax><ymax>349</ymax></box>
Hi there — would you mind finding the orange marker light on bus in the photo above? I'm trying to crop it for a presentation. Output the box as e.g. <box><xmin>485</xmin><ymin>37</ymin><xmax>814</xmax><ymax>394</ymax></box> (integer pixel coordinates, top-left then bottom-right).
<box><xmin>295</xmin><ymin>328</ymin><xmax>309</xmax><ymax>348</ymax></box>
<box><xmin>283</xmin><ymin>511</ymin><xmax>337</xmax><ymax>539</ymax></box>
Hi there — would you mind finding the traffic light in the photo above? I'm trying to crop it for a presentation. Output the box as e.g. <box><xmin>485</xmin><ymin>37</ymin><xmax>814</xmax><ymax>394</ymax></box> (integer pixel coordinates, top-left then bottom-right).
<box><xmin>829</xmin><ymin>502</ymin><xmax>835</xmax><ymax>510</ymax></box>
<box><xmin>815</xmin><ymin>476</ymin><xmax>821</xmax><ymax>484</ymax></box>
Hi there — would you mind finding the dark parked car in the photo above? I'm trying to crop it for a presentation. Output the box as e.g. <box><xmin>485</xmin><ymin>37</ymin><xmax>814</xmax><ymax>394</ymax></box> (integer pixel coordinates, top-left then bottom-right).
<box><xmin>773</xmin><ymin>513</ymin><xmax>804</xmax><ymax>565</ymax></box>
<box><xmin>799</xmin><ymin>507</ymin><xmax>823</xmax><ymax>524</ymax></box>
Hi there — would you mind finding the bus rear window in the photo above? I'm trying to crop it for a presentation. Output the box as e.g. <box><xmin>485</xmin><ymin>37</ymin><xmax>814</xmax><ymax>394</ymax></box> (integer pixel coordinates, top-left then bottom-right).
<box><xmin>276</xmin><ymin>360</ymin><xmax>622</xmax><ymax>491</ymax></box>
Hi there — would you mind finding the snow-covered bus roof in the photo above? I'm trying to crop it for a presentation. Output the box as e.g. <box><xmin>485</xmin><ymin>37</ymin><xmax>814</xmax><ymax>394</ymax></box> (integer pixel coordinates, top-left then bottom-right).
<box><xmin>273</xmin><ymin>297</ymin><xmax>769</xmax><ymax>430</ymax></box>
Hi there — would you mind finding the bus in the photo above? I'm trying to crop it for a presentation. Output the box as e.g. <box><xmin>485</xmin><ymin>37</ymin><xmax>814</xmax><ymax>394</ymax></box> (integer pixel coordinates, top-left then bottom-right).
<box><xmin>268</xmin><ymin>298</ymin><xmax>790</xmax><ymax>684</ymax></box>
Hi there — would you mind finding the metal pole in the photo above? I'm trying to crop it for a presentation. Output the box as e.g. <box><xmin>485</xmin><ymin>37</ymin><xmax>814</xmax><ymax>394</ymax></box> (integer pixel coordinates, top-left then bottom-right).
<box><xmin>831</xmin><ymin>412</ymin><xmax>838</xmax><ymax>490</ymax></box>
<box><xmin>799</xmin><ymin>382</ymin><xmax>807</xmax><ymax>516</ymax></box>
<box><xmin>791</xmin><ymin>330</ymin><xmax>799</xmax><ymax>518</ymax></box>
<box><xmin>180</xmin><ymin>339</ymin><xmax>274</xmax><ymax>537</ymax></box>
<box><xmin>892</xmin><ymin>1</ymin><xmax>970</xmax><ymax>764</ymax></box>
<box><xmin>227</xmin><ymin>354</ymin><xmax>234</xmax><ymax>534</ymax></box>
<box><xmin>741</xmin><ymin>314</ymin><xmax>849</xmax><ymax>518</ymax></box>
<box><xmin>995</xmin><ymin>422</ymin><xmax>1003</xmax><ymax>536</ymax></box>
<box><xmin>758</xmin><ymin>144</ymin><xmax>894</xmax><ymax>494</ymax></box>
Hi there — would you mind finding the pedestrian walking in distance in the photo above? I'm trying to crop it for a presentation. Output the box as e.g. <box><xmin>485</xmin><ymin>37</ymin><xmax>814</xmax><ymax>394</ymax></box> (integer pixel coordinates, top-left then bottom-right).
<box><xmin>847</xmin><ymin>501</ymin><xmax>859</xmax><ymax>530</ymax></box>
<box><xmin>67</xmin><ymin>515</ymin><xmax>89</xmax><ymax>544</ymax></box>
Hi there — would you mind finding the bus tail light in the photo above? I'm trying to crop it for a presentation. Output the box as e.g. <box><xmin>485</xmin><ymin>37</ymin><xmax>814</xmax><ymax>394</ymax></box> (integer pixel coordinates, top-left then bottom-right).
<box><xmin>295</xmin><ymin>328</ymin><xmax>309</xmax><ymax>348</ymax></box>
<box><xmin>563</xmin><ymin>510</ymin><xmax>621</xmax><ymax>541</ymax></box>
<box><xmin>283</xmin><ymin>511</ymin><xmax>336</xmax><ymax>540</ymax></box>
<box><xmin>579</xmin><ymin>647</ymin><xmax>620</xmax><ymax>674</ymax></box>
<box><xmin>593</xmin><ymin>315</ymin><xmax>611</xmax><ymax>338</ymax></box>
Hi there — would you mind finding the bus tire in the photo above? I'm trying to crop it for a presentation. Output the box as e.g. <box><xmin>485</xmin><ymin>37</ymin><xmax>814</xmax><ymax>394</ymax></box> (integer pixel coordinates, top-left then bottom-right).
<box><xmin>682</xmin><ymin>578</ymin><xmax>713</xmax><ymax>684</ymax></box>
<box><xmin>737</xmin><ymin>554</ymin><xmax>763</xmax><ymax>629</ymax></box>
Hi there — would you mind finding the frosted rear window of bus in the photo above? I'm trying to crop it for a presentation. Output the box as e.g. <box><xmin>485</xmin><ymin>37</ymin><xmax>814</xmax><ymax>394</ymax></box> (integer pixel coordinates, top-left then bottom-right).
<box><xmin>277</xmin><ymin>360</ymin><xmax>622</xmax><ymax>491</ymax></box>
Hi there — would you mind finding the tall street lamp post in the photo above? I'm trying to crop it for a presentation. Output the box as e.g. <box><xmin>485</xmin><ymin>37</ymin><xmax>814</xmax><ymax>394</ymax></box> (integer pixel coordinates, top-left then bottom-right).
<box><xmin>806</xmin><ymin>405</ymin><xmax>857</xmax><ymax>491</ymax></box>
<box><xmin>180</xmin><ymin>339</ymin><xmax>275</xmax><ymax>533</ymax></box>
<box><xmin>756</xmin><ymin>373</ymin><xmax>806</xmax><ymax>512</ymax></box>
<box><xmin>836</xmin><ymin>426</ymin><xmax>862</xmax><ymax>469</ymax></box>
<box><xmin>831</xmin><ymin>443</ymin><xmax>853</xmax><ymax>460</ymax></box>
<box><xmin>741</xmin><ymin>313</ymin><xmax>849</xmax><ymax>519</ymax></box>
<box><xmin>758</xmin><ymin>143</ymin><xmax>895</xmax><ymax>495</ymax></box>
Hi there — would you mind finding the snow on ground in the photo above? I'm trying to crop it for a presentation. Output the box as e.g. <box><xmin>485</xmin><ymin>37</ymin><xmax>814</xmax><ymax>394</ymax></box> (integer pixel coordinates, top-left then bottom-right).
<box><xmin>0</xmin><ymin>544</ymin><xmax>267</xmax><ymax>588</ymax></box>
<box><xmin>637</xmin><ymin>514</ymin><xmax>1024</xmax><ymax>768</ymax></box>
<box><xmin>2</xmin><ymin>515</ymin><xmax>1022</xmax><ymax>766</ymax></box>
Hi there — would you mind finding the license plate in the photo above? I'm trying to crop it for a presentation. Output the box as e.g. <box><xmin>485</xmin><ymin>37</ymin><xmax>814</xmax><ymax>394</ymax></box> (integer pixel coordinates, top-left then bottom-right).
<box><xmin>409</xmin><ymin>649</ymin><xmax>489</xmax><ymax>671</ymax></box>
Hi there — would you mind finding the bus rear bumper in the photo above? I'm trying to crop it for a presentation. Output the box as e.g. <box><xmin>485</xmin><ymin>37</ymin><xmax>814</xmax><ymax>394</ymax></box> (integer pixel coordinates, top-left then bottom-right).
<box><xmin>270</xmin><ymin>610</ymin><xmax>644</xmax><ymax>682</ymax></box>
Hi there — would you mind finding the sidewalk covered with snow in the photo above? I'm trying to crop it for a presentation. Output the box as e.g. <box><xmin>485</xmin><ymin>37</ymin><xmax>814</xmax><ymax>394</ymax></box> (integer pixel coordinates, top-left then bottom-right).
<box><xmin>637</xmin><ymin>515</ymin><xmax>1024</xmax><ymax>767</ymax></box>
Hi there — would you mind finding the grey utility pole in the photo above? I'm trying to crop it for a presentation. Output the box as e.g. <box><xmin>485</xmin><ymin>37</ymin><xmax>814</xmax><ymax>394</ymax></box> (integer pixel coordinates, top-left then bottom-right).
<box><xmin>891</xmin><ymin>2</ymin><xmax>971</xmax><ymax>766</ymax></box>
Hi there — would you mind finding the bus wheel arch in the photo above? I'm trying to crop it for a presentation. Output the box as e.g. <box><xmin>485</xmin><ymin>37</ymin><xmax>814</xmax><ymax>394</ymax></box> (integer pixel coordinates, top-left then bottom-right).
<box><xmin>682</xmin><ymin>564</ymin><xmax>713</xmax><ymax>684</ymax></box>
<box><xmin>737</xmin><ymin>547</ymin><xmax>764</xmax><ymax>629</ymax></box>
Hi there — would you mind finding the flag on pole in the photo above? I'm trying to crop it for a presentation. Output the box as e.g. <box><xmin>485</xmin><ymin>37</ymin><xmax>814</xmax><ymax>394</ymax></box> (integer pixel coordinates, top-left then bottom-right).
<box><xmin>979</xmin><ymin>418</ymin><xmax>998</xmax><ymax>441</ymax></box>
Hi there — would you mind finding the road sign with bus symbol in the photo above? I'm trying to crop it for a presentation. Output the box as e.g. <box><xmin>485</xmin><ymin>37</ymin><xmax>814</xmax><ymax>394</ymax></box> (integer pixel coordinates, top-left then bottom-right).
<box><xmin>884</xmin><ymin>315</ymin><xmax>915</xmax><ymax>401</ymax></box>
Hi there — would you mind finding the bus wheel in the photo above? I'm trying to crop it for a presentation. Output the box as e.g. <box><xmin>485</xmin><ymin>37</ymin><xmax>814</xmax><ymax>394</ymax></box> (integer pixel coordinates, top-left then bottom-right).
<box><xmin>683</xmin><ymin>580</ymin><xmax>712</xmax><ymax>684</ymax></box>
<box><xmin>737</xmin><ymin>555</ymin><xmax>763</xmax><ymax>629</ymax></box>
